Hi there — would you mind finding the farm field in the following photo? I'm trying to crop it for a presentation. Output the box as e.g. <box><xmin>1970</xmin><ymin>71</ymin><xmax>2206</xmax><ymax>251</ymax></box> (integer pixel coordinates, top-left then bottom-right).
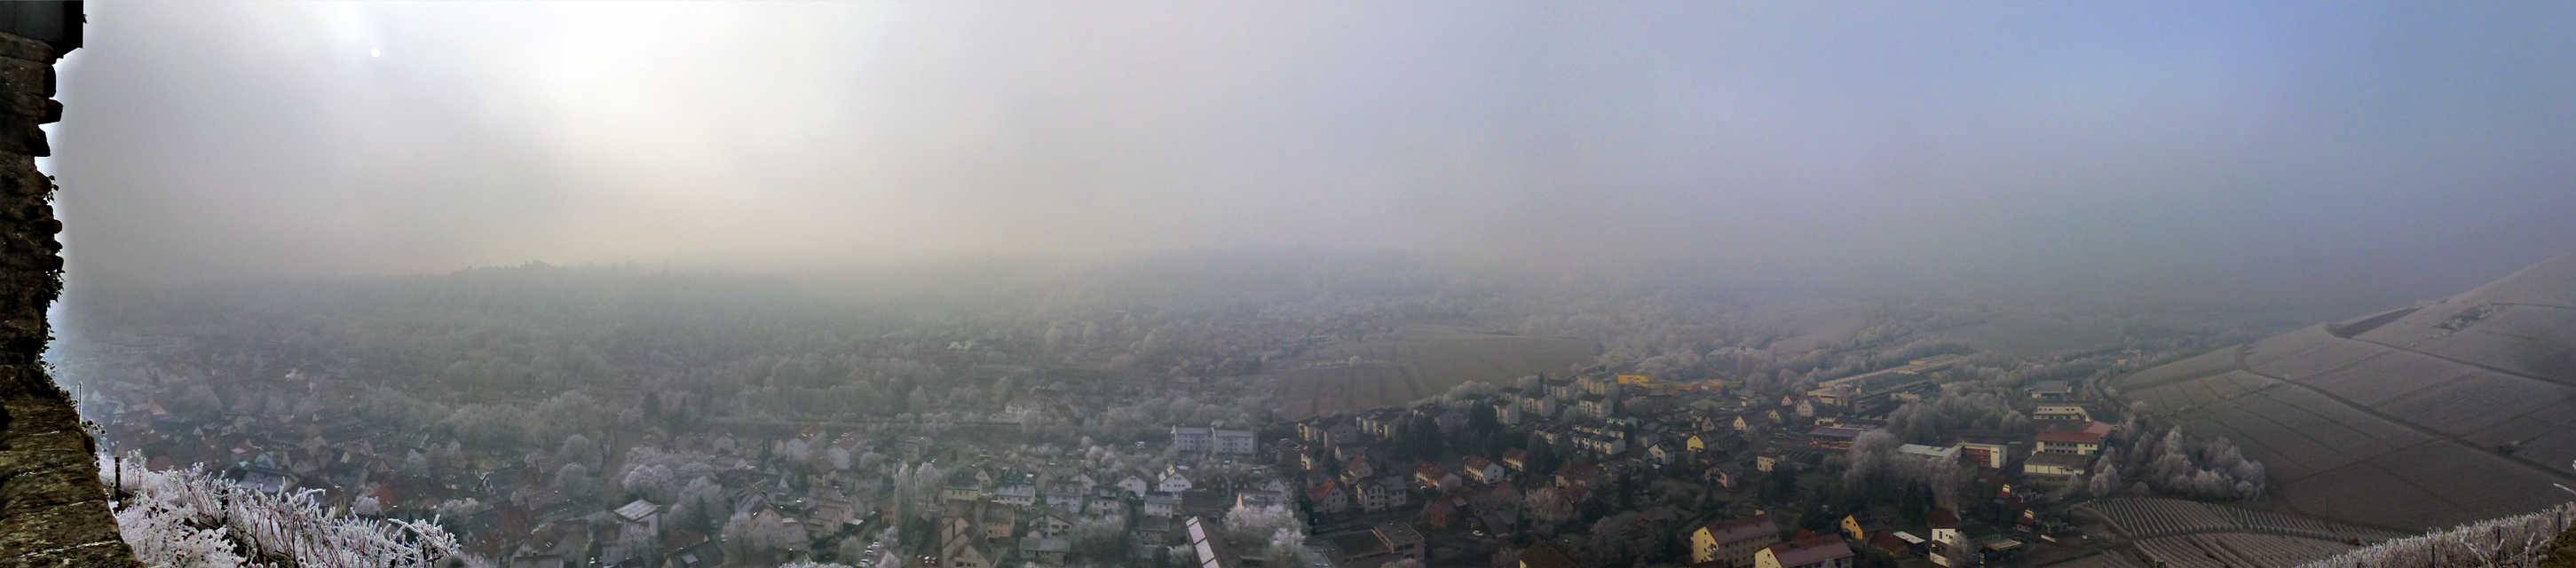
<box><xmin>1923</xmin><ymin>312</ymin><xmax>2124</xmax><ymax>357</ymax></box>
<box><xmin>1269</xmin><ymin>323</ymin><xmax>1592</xmax><ymax>419</ymax></box>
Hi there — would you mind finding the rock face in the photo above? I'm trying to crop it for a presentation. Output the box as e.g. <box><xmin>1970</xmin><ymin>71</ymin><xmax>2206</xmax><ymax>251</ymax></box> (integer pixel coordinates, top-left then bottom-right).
<box><xmin>0</xmin><ymin>4</ymin><xmax>140</xmax><ymax>566</ymax></box>
<box><xmin>2118</xmin><ymin>253</ymin><xmax>2576</xmax><ymax>531</ymax></box>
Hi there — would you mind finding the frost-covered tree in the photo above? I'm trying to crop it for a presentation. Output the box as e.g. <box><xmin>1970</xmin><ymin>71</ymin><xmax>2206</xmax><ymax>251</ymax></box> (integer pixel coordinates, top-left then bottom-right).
<box><xmin>2089</xmin><ymin>463</ymin><xmax>2123</xmax><ymax>497</ymax></box>
<box><xmin>103</xmin><ymin>454</ymin><xmax>457</xmax><ymax>568</ymax></box>
<box><xmin>1222</xmin><ymin>504</ymin><xmax>1303</xmax><ymax>547</ymax></box>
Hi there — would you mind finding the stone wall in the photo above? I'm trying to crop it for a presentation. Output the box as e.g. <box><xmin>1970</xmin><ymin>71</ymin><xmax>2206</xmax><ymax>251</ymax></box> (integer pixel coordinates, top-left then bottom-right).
<box><xmin>0</xmin><ymin>3</ymin><xmax>142</xmax><ymax>565</ymax></box>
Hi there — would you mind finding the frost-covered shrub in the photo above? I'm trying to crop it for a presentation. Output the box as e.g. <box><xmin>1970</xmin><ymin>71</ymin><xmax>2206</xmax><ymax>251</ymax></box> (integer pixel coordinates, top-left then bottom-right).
<box><xmin>102</xmin><ymin>454</ymin><xmax>458</xmax><ymax>568</ymax></box>
<box><xmin>2293</xmin><ymin>502</ymin><xmax>2574</xmax><ymax>568</ymax></box>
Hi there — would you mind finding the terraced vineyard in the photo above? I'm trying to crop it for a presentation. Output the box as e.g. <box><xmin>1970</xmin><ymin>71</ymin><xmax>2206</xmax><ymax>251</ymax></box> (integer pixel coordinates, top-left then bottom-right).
<box><xmin>2064</xmin><ymin>497</ymin><xmax>2407</xmax><ymax>568</ymax></box>
<box><xmin>2130</xmin><ymin>533</ymin><xmax>2364</xmax><ymax>568</ymax></box>
<box><xmin>2114</xmin><ymin>254</ymin><xmax>2576</xmax><ymax>530</ymax></box>
<box><xmin>2080</xmin><ymin>498</ymin><xmax>2404</xmax><ymax>541</ymax></box>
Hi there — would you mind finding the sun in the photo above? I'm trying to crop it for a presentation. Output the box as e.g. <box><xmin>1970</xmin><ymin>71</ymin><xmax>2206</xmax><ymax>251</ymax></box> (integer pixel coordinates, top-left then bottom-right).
<box><xmin>369</xmin><ymin>48</ymin><xmax>381</xmax><ymax>59</ymax></box>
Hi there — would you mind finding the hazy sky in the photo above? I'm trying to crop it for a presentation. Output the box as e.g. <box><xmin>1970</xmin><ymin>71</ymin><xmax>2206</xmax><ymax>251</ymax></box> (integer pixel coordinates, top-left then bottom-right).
<box><xmin>44</xmin><ymin>1</ymin><xmax>2576</xmax><ymax>304</ymax></box>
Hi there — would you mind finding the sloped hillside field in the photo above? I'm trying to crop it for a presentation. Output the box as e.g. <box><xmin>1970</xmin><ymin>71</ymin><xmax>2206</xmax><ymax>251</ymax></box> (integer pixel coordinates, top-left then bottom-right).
<box><xmin>2114</xmin><ymin>254</ymin><xmax>2576</xmax><ymax>531</ymax></box>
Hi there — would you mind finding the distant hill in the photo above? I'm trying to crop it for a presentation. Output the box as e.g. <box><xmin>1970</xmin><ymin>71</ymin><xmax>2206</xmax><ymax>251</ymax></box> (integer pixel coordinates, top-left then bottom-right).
<box><xmin>2115</xmin><ymin>253</ymin><xmax>2576</xmax><ymax>531</ymax></box>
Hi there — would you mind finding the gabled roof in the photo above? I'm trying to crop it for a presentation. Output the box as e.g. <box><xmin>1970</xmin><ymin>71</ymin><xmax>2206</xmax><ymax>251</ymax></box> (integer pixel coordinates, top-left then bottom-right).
<box><xmin>1519</xmin><ymin>541</ymin><xmax>1581</xmax><ymax>568</ymax></box>
<box><xmin>1767</xmin><ymin>534</ymin><xmax>1854</xmax><ymax>565</ymax></box>
<box><xmin>1306</xmin><ymin>479</ymin><xmax>1340</xmax><ymax>501</ymax></box>
<box><xmin>614</xmin><ymin>500</ymin><xmax>659</xmax><ymax>522</ymax></box>
<box><xmin>1700</xmin><ymin>513</ymin><xmax>1777</xmax><ymax>545</ymax></box>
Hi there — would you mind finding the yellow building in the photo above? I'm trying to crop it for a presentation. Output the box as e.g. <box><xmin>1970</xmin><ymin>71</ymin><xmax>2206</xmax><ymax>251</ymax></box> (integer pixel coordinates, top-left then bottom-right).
<box><xmin>1690</xmin><ymin>513</ymin><xmax>1779</xmax><ymax>566</ymax></box>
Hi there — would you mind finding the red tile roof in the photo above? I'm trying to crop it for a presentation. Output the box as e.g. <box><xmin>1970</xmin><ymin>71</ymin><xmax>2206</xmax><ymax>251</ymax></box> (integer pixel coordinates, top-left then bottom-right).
<box><xmin>2035</xmin><ymin>430</ymin><xmax>2104</xmax><ymax>445</ymax></box>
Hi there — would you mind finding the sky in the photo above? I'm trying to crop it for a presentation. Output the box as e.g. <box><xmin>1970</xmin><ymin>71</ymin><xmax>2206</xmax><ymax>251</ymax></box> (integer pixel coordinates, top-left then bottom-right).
<box><xmin>42</xmin><ymin>1</ymin><xmax>2576</xmax><ymax>305</ymax></box>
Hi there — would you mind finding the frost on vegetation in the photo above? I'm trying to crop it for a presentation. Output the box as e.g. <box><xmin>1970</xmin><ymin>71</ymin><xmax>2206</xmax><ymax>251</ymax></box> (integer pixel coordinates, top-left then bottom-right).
<box><xmin>2293</xmin><ymin>502</ymin><xmax>2575</xmax><ymax>568</ymax></box>
<box><xmin>99</xmin><ymin>454</ymin><xmax>458</xmax><ymax>568</ymax></box>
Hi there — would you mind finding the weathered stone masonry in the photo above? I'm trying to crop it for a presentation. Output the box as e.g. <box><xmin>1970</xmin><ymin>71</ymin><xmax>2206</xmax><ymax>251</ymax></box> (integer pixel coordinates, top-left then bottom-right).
<box><xmin>0</xmin><ymin>3</ymin><xmax>141</xmax><ymax>566</ymax></box>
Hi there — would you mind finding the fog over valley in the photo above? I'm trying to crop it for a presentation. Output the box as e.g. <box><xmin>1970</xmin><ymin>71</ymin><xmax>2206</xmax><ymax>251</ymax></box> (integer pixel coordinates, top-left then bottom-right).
<box><xmin>9</xmin><ymin>3</ymin><xmax>2576</xmax><ymax>568</ymax></box>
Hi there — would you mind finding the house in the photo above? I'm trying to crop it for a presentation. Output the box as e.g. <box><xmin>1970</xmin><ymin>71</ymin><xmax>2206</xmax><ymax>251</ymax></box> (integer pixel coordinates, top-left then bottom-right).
<box><xmin>1341</xmin><ymin>457</ymin><xmax>1376</xmax><ymax>485</ymax></box>
<box><xmin>1358</xmin><ymin>476</ymin><xmax>1409</xmax><ymax>512</ymax></box>
<box><xmin>1158</xmin><ymin>470</ymin><xmax>1194</xmax><ymax>493</ymax></box>
<box><xmin>1869</xmin><ymin>531</ymin><xmax>1925</xmax><ymax>558</ymax></box>
<box><xmin>2032</xmin><ymin>404</ymin><xmax>2091</xmax><ymax>422</ymax></box>
<box><xmin>1299</xmin><ymin>418</ymin><xmax>1357</xmax><ymax>446</ymax></box>
<box><xmin>1236</xmin><ymin>490</ymin><xmax>1283</xmax><ymax>509</ymax></box>
<box><xmin>1954</xmin><ymin>438</ymin><xmax>2012</xmax><ymax>469</ymax></box>
<box><xmin>942</xmin><ymin>539</ymin><xmax>1007</xmax><ymax>568</ymax></box>
<box><xmin>1118</xmin><ymin>475</ymin><xmax>1150</xmax><ymax>497</ymax></box>
<box><xmin>2022</xmin><ymin>453</ymin><xmax>2092</xmax><ymax>478</ymax></box>
<box><xmin>1017</xmin><ymin>537</ymin><xmax>1071</xmax><ymax>565</ymax></box>
<box><xmin>1460</xmin><ymin>456</ymin><xmax>1505</xmax><ymax>484</ymax></box>
<box><xmin>1687</xmin><ymin>431</ymin><xmax>1727</xmax><ymax>453</ymax></box>
<box><xmin>1690</xmin><ymin>512</ymin><xmax>1780</xmax><ymax>567</ymax></box>
<box><xmin>992</xmin><ymin>484</ymin><xmax>1036</xmax><ymax>507</ymax></box>
<box><xmin>1033</xmin><ymin>509</ymin><xmax>1074</xmax><ymax>539</ymax></box>
<box><xmin>1648</xmin><ymin>444</ymin><xmax>1677</xmax><ymax>466</ymax></box>
<box><xmin>1929</xmin><ymin>509</ymin><xmax>1966</xmax><ymax>567</ymax></box>
<box><xmin>1806</xmin><ymin>427</ymin><xmax>1877</xmax><ymax>450</ymax></box>
<box><xmin>1317</xmin><ymin>523</ymin><xmax>1428</xmax><ymax>567</ymax></box>
<box><xmin>612</xmin><ymin>500</ymin><xmax>660</xmax><ymax>536</ymax></box>
<box><xmin>1577</xmin><ymin>394</ymin><xmax>1616</xmax><ymax>418</ymax></box>
<box><xmin>1734</xmin><ymin>414</ymin><xmax>1772</xmax><ymax>433</ymax></box>
<box><xmin>1555</xmin><ymin>462</ymin><xmax>1603</xmax><ymax>487</ymax></box>
<box><xmin>978</xmin><ymin>503</ymin><xmax>1017</xmax><ymax>539</ymax></box>
<box><xmin>1434</xmin><ymin>408</ymin><xmax>1468</xmax><ymax>434</ymax></box>
<box><xmin>1143</xmin><ymin>493</ymin><xmax>1180</xmax><ymax>518</ymax></box>
<box><xmin>1574</xmin><ymin>433</ymin><xmax>1627</xmax><ymax>456</ymax></box>
<box><xmin>1756</xmin><ymin>534</ymin><xmax>1854</xmax><ymax>568</ymax></box>
<box><xmin>2035</xmin><ymin>428</ymin><xmax>2106</xmax><ymax>455</ymax></box>
<box><xmin>1501</xmin><ymin>448</ymin><xmax>1529</xmax><ymax>472</ymax></box>
<box><xmin>1356</xmin><ymin>411</ymin><xmax>1403</xmax><ymax>440</ymax></box>
<box><xmin>1705</xmin><ymin>462</ymin><xmax>1744</xmax><ymax>489</ymax></box>
<box><xmin>1041</xmin><ymin>485</ymin><xmax>1086</xmax><ymax>511</ymax></box>
<box><xmin>1172</xmin><ymin>426</ymin><xmax>1215</xmax><ymax>453</ymax></box>
<box><xmin>1415</xmin><ymin>463</ymin><xmax>1460</xmax><ymax>491</ymax></box>
<box><xmin>1519</xmin><ymin>540</ymin><xmax>1581</xmax><ymax>568</ymax></box>
<box><xmin>1497</xmin><ymin>401</ymin><xmax>1525</xmax><ymax>425</ymax></box>
<box><xmin>2029</xmin><ymin>381</ymin><xmax>2073</xmax><ymax>401</ymax></box>
<box><xmin>1213</xmin><ymin>429</ymin><xmax>1256</xmax><ymax>455</ymax></box>
<box><xmin>1306</xmin><ymin>480</ymin><xmax>1349</xmax><ymax>515</ymax></box>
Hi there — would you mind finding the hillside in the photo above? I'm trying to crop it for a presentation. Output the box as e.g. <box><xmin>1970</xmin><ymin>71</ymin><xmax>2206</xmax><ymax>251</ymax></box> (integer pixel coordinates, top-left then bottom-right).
<box><xmin>2115</xmin><ymin>254</ymin><xmax>2576</xmax><ymax>531</ymax></box>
